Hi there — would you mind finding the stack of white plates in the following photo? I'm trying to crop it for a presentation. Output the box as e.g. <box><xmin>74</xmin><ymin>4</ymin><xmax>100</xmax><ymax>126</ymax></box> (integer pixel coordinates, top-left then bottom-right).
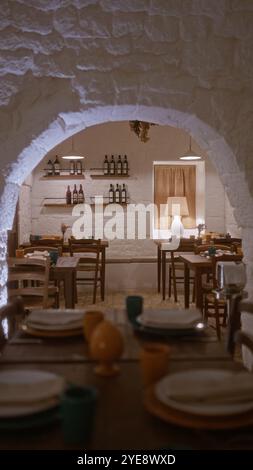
<box><xmin>155</xmin><ymin>369</ymin><xmax>253</xmax><ymax>416</ymax></box>
<box><xmin>22</xmin><ymin>309</ymin><xmax>86</xmax><ymax>337</ymax></box>
<box><xmin>137</xmin><ymin>309</ymin><xmax>202</xmax><ymax>330</ymax></box>
<box><xmin>0</xmin><ymin>369</ymin><xmax>65</xmax><ymax>418</ymax></box>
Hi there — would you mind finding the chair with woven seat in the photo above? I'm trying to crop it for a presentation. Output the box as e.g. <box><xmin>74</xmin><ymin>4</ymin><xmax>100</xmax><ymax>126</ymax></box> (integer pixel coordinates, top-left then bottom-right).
<box><xmin>69</xmin><ymin>238</ymin><xmax>102</xmax><ymax>304</ymax></box>
<box><xmin>7</xmin><ymin>257</ymin><xmax>59</xmax><ymax>311</ymax></box>
<box><xmin>203</xmin><ymin>254</ymin><xmax>243</xmax><ymax>340</ymax></box>
<box><xmin>168</xmin><ymin>238</ymin><xmax>196</xmax><ymax>303</ymax></box>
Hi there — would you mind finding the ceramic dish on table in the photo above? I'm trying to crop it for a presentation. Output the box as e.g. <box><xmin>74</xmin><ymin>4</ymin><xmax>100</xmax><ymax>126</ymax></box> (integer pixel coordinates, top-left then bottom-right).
<box><xmin>144</xmin><ymin>369</ymin><xmax>253</xmax><ymax>429</ymax></box>
<box><xmin>0</xmin><ymin>369</ymin><xmax>65</xmax><ymax>429</ymax></box>
<box><xmin>21</xmin><ymin>309</ymin><xmax>85</xmax><ymax>338</ymax></box>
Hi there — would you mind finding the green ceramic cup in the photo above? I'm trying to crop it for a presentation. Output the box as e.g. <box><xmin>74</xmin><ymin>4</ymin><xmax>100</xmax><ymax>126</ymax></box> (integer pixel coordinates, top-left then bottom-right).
<box><xmin>126</xmin><ymin>295</ymin><xmax>143</xmax><ymax>324</ymax></box>
<box><xmin>61</xmin><ymin>385</ymin><xmax>98</xmax><ymax>444</ymax></box>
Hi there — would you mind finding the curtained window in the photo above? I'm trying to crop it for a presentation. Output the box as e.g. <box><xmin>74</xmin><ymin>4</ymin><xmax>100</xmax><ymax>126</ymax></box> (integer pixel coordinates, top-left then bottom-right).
<box><xmin>154</xmin><ymin>165</ymin><xmax>196</xmax><ymax>229</ymax></box>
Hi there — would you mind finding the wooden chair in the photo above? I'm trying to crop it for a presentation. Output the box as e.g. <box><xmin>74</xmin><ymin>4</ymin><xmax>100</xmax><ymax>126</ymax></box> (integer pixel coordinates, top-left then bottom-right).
<box><xmin>30</xmin><ymin>235</ymin><xmax>63</xmax><ymax>248</ymax></box>
<box><xmin>69</xmin><ymin>238</ymin><xmax>102</xmax><ymax>304</ymax></box>
<box><xmin>168</xmin><ymin>238</ymin><xmax>196</xmax><ymax>303</ymax></box>
<box><xmin>203</xmin><ymin>254</ymin><xmax>243</xmax><ymax>340</ymax></box>
<box><xmin>7</xmin><ymin>257</ymin><xmax>59</xmax><ymax>311</ymax></box>
<box><xmin>23</xmin><ymin>246</ymin><xmax>62</xmax><ymax>256</ymax></box>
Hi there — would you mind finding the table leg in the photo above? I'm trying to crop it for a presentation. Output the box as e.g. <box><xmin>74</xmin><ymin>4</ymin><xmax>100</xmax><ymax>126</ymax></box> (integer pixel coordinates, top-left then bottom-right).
<box><xmin>184</xmin><ymin>263</ymin><xmax>190</xmax><ymax>308</ymax></box>
<box><xmin>162</xmin><ymin>251</ymin><xmax>166</xmax><ymax>300</ymax></box>
<box><xmin>64</xmin><ymin>271</ymin><xmax>75</xmax><ymax>309</ymax></box>
<box><xmin>157</xmin><ymin>246</ymin><xmax>161</xmax><ymax>293</ymax></box>
<box><xmin>101</xmin><ymin>247</ymin><xmax>105</xmax><ymax>301</ymax></box>
<box><xmin>195</xmin><ymin>268</ymin><xmax>203</xmax><ymax>311</ymax></box>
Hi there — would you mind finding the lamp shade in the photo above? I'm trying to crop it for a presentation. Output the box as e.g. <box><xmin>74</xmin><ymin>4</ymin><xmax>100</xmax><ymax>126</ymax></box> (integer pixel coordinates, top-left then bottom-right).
<box><xmin>167</xmin><ymin>196</ymin><xmax>189</xmax><ymax>217</ymax></box>
<box><xmin>62</xmin><ymin>136</ymin><xmax>85</xmax><ymax>160</ymax></box>
<box><xmin>179</xmin><ymin>136</ymin><xmax>201</xmax><ymax>161</ymax></box>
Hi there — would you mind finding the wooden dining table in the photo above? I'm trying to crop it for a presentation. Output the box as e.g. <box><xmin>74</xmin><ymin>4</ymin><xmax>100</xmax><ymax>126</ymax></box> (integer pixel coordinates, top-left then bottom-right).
<box><xmin>0</xmin><ymin>308</ymin><xmax>252</xmax><ymax>450</ymax></box>
<box><xmin>179</xmin><ymin>254</ymin><xmax>212</xmax><ymax>311</ymax></box>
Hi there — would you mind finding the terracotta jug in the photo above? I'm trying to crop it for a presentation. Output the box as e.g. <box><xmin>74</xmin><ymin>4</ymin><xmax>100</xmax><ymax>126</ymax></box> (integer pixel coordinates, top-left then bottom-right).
<box><xmin>89</xmin><ymin>320</ymin><xmax>124</xmax><ymax>376</ymax></box>
<box><xmin>83</xmin><ymin>310</ymin><xmax>104</xmax><ymax>343</ymax></box>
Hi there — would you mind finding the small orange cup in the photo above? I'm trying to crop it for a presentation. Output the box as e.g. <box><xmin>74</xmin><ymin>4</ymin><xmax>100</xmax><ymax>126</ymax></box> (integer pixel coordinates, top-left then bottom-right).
<box><xmin>139</xmin><ymin>343</ymin><xmax>170</xmax><ymax>387</ymax></box>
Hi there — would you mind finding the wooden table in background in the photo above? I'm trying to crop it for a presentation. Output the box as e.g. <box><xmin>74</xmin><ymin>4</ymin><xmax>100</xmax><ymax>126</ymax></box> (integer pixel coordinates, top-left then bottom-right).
<box><xmin>52</xmin><ymin>257</ymin><xmax>79</xmax><ymax>309</ymax></box>
<box><xmin>179</xmin><ymin>254</ymin><xmax>211</xmax><ymax>310</ymax></box>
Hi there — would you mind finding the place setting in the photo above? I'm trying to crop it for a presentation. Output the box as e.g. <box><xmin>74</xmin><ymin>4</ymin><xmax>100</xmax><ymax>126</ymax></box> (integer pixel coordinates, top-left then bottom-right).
<box><xmin>126</xmin><ymin>295</ymin><xmax>206</xmax><ymax>337</ymax></box>
<box><xmin>20</xmin><ymin>309</ymin><xmax>86</xmax><ymax>338</ymax></box>
<box><xmin>143</xmin><ymin>365</ymin><xmax>253</xmax><ymax>430</ymax></box>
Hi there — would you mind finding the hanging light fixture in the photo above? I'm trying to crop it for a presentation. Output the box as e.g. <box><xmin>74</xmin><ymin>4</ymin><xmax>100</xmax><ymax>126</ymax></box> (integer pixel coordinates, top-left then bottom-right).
<box><xmin>62</xmin><ymin>135</ymin><xmax>85</xmax><ymax>160</ymax></box>
<box><xmin>179</xmin><ymin>136</ymin><xmax>202</xmax><ymax>161</ymax></box>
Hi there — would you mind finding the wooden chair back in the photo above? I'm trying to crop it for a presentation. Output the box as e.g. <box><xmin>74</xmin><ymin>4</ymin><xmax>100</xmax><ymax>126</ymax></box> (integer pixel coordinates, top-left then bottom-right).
<box><xmin>30</xmin><ymin>236</ymin><xmax>63</xmax><ymax>247</ymax></box>
<box><xmin>0</xmin><ymin>297</ymin><xmax>24</xmax><ymax>345</ymax></box>
<box><xmin>227</xmin><ymin>300</ymin><xmax>253</xmax><ymax>356</ymax></box>
<box><xmin>7</xmin><ymin>257</ymin><xmax>51</xmax><ymax>309</ymax></box>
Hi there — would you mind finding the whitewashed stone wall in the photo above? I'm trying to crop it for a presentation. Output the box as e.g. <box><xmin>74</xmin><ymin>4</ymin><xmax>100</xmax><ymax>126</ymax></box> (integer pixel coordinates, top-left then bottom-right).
<box><xmin>0</xmin><ymin>1</ymin><xmax>253</xmax><ymax>311</ymax></box>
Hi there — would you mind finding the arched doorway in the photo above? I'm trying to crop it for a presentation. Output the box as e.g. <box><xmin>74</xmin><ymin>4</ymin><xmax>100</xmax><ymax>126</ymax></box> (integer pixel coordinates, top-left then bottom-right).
<box><xmin>1</xmin><ymin>104</ymin><xmax>253</xmax><ymax>307</ymax></box>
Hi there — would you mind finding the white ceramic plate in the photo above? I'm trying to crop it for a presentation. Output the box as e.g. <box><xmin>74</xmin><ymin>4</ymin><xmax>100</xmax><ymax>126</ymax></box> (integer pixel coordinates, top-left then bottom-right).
<box><xmin>25</xmin><ymin>320</ymin><xmax>83</xmax><ymax>331</ymax></box>
<box><xmin>155</xmin><ymin>370</ymin><xmax>253</xmax><ymax>416</ymax></box>
<box><xmin>137</xmin><ymin>309</ymin><xmax>202</xmax><ymax>330</ymax></box>
<box><xmin>0</xmin><ymin>370</ymin><xmax>65</xmax><ymax>407</ymax></box>
<box><xmin>0</xmin><ymin>397</ymin><xmax>59</xmax><ymax>418</ymax></box>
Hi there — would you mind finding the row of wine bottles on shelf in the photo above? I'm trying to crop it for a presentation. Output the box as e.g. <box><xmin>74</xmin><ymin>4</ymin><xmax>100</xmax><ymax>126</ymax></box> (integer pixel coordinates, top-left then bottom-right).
<box><xmin>109</xmin><ymin>184</ymin><xmax>128</xmax><ymax>204</ymax></box>
<box><xmin>103</xmin><ymin>155</ymin><xmax>129</xmax><ymax>176</ymax></box>
<box><xmin>46</xmin><ymin>156</ymin><xmax>83</xmax><ymax>176</ymax></box>
<box><xmin>66</xmin><ymin>185</ymin><xmax>85</xmax><ymax>205</ymax></box>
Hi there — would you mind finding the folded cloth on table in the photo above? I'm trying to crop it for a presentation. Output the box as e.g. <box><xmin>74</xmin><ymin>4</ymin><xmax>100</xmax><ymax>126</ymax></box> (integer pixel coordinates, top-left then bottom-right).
<box><xmin>167</xmin><ymin>371</ymin><xmax>253</xmax><ymax>404</ymax></box>
<box><xmin>216</xmin><ymin>261</ymin><xmax>246</xmax><ymax>287</ymax></box>
<box><xmin>138</xmin><ymin>308</ymin><xmax>201</xmax><ymax>327</ymax></box>
<box><xmin>25</xmin><ymin>251</ymin><xmax>49</xmax><ymax>259</ymax></box>
<box><xmin>26</xmin><ymin>309</ymin><xmax>85</xmax><ymax>326</ymax></box>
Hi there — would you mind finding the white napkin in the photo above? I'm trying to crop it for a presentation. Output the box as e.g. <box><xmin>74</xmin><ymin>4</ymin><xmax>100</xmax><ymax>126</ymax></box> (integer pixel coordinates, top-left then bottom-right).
<box><xmin>167</xmin><ymin>371</ymin><xmax>253</xmax><ymax>404</ymax></box>
<box><xmin>27</xmin><ymin>309</ymin><xmax>85</xmax><ymax>326</ymax></box>
<box><xmin>138</xmin><ymin>309</ymin><xmax>201</xmax><ymax>328</ymax></box>
<box><xmin>0</xmin><ymin>370</ymin><xmax>65</xmax><ymax>404</ymax></box>
<box><xmin>25</xmin><ymin>251</ymin><xmax>49</xmax><ymax>260</ymax></box>
<box><xmin>216</xmin><ymin>262</ymin><xmax>246</xmax><ymax>287</ymax></box>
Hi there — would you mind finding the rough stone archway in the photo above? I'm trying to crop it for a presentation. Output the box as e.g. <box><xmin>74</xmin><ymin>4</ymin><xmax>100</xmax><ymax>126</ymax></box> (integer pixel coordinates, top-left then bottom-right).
<box><xmin>1</xmin><ymin>1</ymin><xmax>253</xmax><ymax>369</ymax></box>
<box><xmin>1</xmin><ymin>102</ymin><xmax>253</xmax><ymax>305</ymax></box>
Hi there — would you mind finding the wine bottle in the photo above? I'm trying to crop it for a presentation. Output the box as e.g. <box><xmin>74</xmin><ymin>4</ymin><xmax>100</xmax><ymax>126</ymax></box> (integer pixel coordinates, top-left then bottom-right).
<box><xmin>73</xmin><ymin>184</ymin><xmax>78</xmax><ymax>204</ymax></box>
<box><xmin>78</xmin><ymin>184</ymin><xmax>85</xmax><ymax>204</ymax></box>
<box><xmin>115</xmin><ymin>184</ymin><xmax>120</xmax><ymax>203</ymax></box>
<box><xmin>121</xmin><ymin>183</ymin><xmax>127</xmax><ymax>203</ymax></box>
<box><xmin>53</xmin><ymin>155</ymin><xmax>60</xmax><ymax>175</ymax></box>
<box><xmin>76</xmin><ymin>160</ymin><xmax>82</xmax><ymax>175</ymax></box>
<box><xmin>109</xmin><ymin>184</ymin><xmax>114</xmax><ymax>203</ymax></box>
<box><xmin>103</xmin><ymin>155</ymin><xmax>109</xmax><ymax>175</ymax></box>
<box><xmin>110</xmin><ymin>155</ymin><xmax>115</xmax><ymax>175</ymax></box>
<box><xmin>66</xmin><ymin>185</ymin><xmax>72</xmax><ymax>205</ymax></box>
<box><xmin>123</xmin><ymin>155</ymin><xmax>128</xmax><ymax>175</ymax></box>
<box><xmin>117</xmin><ymin>155</ymin><xmax>122</xmax><ymax>175</ymax></box>
<box><xmin>70</xmin><ymin>161</ymin><xmax>75</xmax><ymax>176</ymax></box>
<box><xmin>46</xmin><ymin>159</ymin><xmax>53</xmax><ymax>176</ymax></box>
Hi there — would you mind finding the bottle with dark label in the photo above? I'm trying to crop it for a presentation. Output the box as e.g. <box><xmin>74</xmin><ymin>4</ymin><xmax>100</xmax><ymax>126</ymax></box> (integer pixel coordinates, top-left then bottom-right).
<box><xmin>53</xmin><ymin>155</ymin><xmax>60</xmax><ymax>175</ymax></box>
<box><xmin>66</xmin><ymin>185</ymin><xmax>72</xmax><ymax>205</ymax></box>
<box><xmin>123</xmin><ymin>155</ymin><xmax>128</xmax><ymax>175</ymax></box>
<box><xmin>70</xmin><ymin>160</ymin><xmax>75</xmax><ymax>176</ymax></box>
<box><xmin>78</xmin><ymin>184</ymin><xmax>85</xmax><ymax>204</ymax></box>
<box><xmin>46</xmin><ymin>159</ymin><xmax>54</xmax><ymax>176</ymax></box>
<box><xmin>115</xmin><ymin>184</ymin><xmax>120</xmax><ymax>203</ymax></box>
<box><xmin>103</xmin><ymin>155</ymin><xmax>109</xmax><ymax>175</ymax></box>
<box><xmin>73</xmin><ymin>184</ymin><xmax>78</xmax><ymax>204</ymax></box>
<box><xmin>109</xmin><ymin>184</ymin><xmax>114</xmax><ymax>203</ymax></box>
<box><xmin>121</xmin><ymin>183</ymin><xmax>127</xmax><ymax>203</ymax></box>
<box><xmin>117</xmin><ymin>155</ymin><xmax>122</xmax><ymax>175</ymax></box>
<box><xmin>76</xmin><ymin>160</ymin><xmax>82</xmax><ymax>175</ymax></box>
<box><xmin>110</xmin><ymin>155</ymin><xmax>115</xmax><ymax>175</ymax></box>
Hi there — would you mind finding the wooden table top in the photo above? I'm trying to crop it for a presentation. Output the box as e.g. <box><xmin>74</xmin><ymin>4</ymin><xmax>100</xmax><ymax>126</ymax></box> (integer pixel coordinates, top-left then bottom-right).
<box><xmin>179</xmin><ymin>253</ymin><xmax>212</xmax><ymax>267</ymax></box>
<box><xmin>0</xmin><ymin>309</ymin><xmax>251</xmax><ymax>450</ymax></box>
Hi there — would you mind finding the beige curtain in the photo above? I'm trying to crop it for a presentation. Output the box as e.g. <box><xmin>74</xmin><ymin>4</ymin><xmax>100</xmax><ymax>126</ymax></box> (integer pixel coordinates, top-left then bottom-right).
<box><xmin>154</xmin><ymin>165</ymin><xmax>196</xmax><ymax>229</ymax></box>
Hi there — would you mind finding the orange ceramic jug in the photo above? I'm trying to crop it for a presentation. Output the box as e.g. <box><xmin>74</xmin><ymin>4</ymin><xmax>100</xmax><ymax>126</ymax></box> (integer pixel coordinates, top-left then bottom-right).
<box><xmin>89</xmin><ymin>320</ymin><xmax>124</xmax><ymax>376</ymax></box>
